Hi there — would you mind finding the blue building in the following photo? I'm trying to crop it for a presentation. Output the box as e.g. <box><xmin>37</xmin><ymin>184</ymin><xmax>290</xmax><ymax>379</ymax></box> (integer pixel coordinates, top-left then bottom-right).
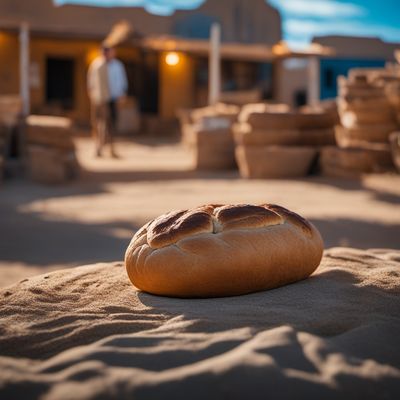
<box><xmin>319</xmin><ymin>58</ymin><xmax>386</xmax><ymax>100</ymax></box>
<box><xmin>315</xmin><ymin>36</ymin><xmax>399</xmax><ymax>101</ymax></box>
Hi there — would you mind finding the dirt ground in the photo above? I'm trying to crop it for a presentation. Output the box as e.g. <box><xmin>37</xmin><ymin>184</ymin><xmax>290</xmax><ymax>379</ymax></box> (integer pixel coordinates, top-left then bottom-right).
<box><xmin>1</xmin><ymin>137</ymin><xmax>399</xmax><ymax>288</ymax></box>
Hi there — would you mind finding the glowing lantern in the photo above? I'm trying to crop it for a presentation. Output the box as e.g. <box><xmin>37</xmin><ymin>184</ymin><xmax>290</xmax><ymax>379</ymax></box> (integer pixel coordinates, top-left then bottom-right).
<box><xmin>165</xmin><ymin>52</ymin><xmax>180</xmax><ymax>66</ymax></box>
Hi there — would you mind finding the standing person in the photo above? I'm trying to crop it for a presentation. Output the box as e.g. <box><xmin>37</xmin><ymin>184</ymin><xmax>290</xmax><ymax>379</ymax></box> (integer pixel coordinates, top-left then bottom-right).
<box><xmin>87</xmin><ymin>45</ymin><xmax>128</xmax><ymax>157</ymax></box>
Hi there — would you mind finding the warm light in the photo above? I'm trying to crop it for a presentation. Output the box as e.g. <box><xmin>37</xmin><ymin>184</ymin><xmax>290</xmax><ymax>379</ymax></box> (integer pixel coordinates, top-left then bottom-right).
<box><xmin>272</xmin><ymin>41</ymin><xmax>290</xmax><ymax>56</ymax></box>
<box><xmin>86</xmin><ymin>48</ymin><xmax>100</xmax><ymax>65</ymax></box>
<box><xmin>165</xmin><ymin>52</ymin><xmax>180</xmax><ymax>66</ymax></box>
<box><xmin>0</xmin><ymin>31</ymin><xmax>7</xmax><ymax>45</ymax></box>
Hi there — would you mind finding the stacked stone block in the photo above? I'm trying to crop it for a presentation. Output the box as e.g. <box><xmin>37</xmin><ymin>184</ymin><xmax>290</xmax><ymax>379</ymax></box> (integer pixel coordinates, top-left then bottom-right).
<box><xmin>321</xmin><ymin>70</ymin><xmax>399</xmax><ymax>177</ymax></box>
<box><xmin>0</xmin><ymin>96</ymin><xmax>23</xmax><ymax>182</ymax></box>
<box><xmin>390</xmin><ymin>132</ymin><xmax>400</xmax><ymax>173</ymax></box>
<box><xmin>179</xmin><ymin>103</ymin><xmax>240</xmax><ymax>170</ymax></box>
<box><xmin>26</xmin><ymin>116</ymin><xmax>79</xmax><ymax>184</ymax></box>
<box><xmin>233</xmin><ymin>103</ymin><xmax>336</xmax><ymax>179</ymax></box>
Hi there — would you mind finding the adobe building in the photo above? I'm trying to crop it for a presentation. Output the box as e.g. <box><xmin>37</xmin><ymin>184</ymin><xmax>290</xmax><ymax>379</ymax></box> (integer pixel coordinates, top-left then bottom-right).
<box><xmin>1</xmin><ymin>0</ymin><xmax>399</xmax><ymax>127</ymax></box>
<box><xmin>315</xmin><ymin>36</ymin><xmax>400</xmax><ymax>99</ymax></box>
<box><xmin>0</xmin><ymin>0</ymin><xmax>282</xmax><ymax>126</ymax></box>
<box><xmin>278</xmin><ymin>36</ymin><xmax>400</xmax><ymax>107</ymax></box>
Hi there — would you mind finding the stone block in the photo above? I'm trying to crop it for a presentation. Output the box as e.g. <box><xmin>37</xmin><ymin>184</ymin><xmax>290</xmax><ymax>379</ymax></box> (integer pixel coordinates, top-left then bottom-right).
<box><xmin>296</xmin><ymin>108</ymin><xmax>340</xmax><ymax>130</ymax></box>
<box><xmin>246</xmin><ymin>111</ymin><xmax>298</xmax><ymax>130</ymax></box>
<box><xmin>28</xmin><ymin>145</ymin><xmax>79</xmax><ymax>184</ymax></box>
<box><xmin>320</xmin><ymin>145</ymin><xmax>394</xmax><ymax>177</ymax></box>
<box><xmin>0</xmin><ymin>96</ymin><xmax>22</xmax><ymax>127</ymax></box>
<box><xmin>337</xmin><ymin>97</ymin><xmax>391</xmax><ymax>113</ymax></box>
<box><xmin>238</xmin><ymin>103</ymin><xmax>289</xmax><ymax>123</ymax></box>
<box><xmin>26</xmin><ymin>115</ymin><xmax>74</xmax><ymax>150</ymax></box>
<box><xmin>235</xmin><ymin>145</ymin><xmax>317</xmax><ymax>179</ymax></box>
<box><xmin>190</xmin><ymin>103</ymin><xmax>239</xmax><ymax>125</ymax></box>
<box><xmin>232</xmin><ymin>123</ymin><xmax>300</xmax><ymax>146</ymax></box>
<box><xmin>335</xmin><ymin>124</ymin><xmax>398</xmax><ymax>144</ymax></box>
<box><xmin>389</xmin><ymin>132</ymin><xmax>400</xmax><ymax>173</ymax></box>
<box><xmin>339</xmin><ymin>109</ymin><xmax>395</xmax><ymax>126</ymax></box>
<box><xmin>190</xmin><ymin>128</ymin><xmax>236</xmax><ymax>170</ymax></box>
<box><xmin>298</xmin><ymin>128</ymin><xmax>336</xmax><ymax>146</ymax></box>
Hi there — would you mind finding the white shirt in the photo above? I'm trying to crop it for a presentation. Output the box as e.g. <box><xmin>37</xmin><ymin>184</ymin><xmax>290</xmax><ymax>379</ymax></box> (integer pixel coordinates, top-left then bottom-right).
<box><xmin>87</xmin><ymin>56</ymin><xmax>110</xmax><ymax>105</ymax></box>
<box><xmin>107</xmin><ymin>59</ymin><xmax>128</xmax><ymax>100</ymax></box>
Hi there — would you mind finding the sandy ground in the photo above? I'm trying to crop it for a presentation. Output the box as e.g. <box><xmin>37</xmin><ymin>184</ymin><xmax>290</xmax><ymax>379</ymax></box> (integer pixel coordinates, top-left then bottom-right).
<box><xmin>1</xmin><ymin>248</ymin><xmax>399</xmax><ymax>399</ymax></box>
<box><xmin>1</xmin><ymin>136</ymin><xmax>400</xmax><ymax>287</ymax></box>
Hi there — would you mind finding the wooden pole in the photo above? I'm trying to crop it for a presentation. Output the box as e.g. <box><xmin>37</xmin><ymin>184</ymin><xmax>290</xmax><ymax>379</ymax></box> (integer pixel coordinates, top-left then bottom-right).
<box><xmin>209</xmin><ymin>23</ymin><xmax>221</xmax><ymax>105</ymax></box>
<box><xmin>307</xmin><ymin>56</ymin><xmax>320</xmax><ymax>106</ymax></box>
<box><xmin>19</xmin><ymin>22</ymin><xmax>30</xmax><ymax>116</ymax></box>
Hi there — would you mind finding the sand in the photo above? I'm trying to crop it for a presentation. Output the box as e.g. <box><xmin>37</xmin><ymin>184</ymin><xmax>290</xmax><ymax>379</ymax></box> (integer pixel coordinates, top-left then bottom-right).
<box><xmin>0</xmin><ymin>137</ymin><xmax>400</xmax><ymax>398</ymax></box>
<box><xmin>1</xmin><ymin>137</ymin><xmax>400</xmax><ymax>288</ymax></box>
<box><xmin>0</xmin><ymin>248</ymin><xmax>399</xmax><ymax>399</ymax></box>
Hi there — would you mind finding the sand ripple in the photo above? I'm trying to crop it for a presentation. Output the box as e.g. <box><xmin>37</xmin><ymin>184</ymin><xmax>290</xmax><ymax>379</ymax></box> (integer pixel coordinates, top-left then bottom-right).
<box><xmin>0</xmin><ymin>249</ymin><xmax>399</xmax><ymax>399</ymax></box>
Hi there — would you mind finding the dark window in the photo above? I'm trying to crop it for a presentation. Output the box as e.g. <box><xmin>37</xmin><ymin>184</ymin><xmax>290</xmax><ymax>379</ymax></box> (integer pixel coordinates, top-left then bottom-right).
<box><xmin>259</xmin><ymin>63</ymin><xmax>273</xmax><ymax>99</ymax></box>
<box><xmin>123</xmin><ymin>52</ymin><xmax>159</xmax><ymax>114</ymax></box>
<box><xmin>123</xmin><ymin>61</ymin><xmax>141</xmax><ymax>99</ymax></box>
<box><xmin>324</xmin><ymin>68</ymin><xmax>335</xmax><ymax>89</ymax></box>
<box><xmin>222</xmin><ymin>61</ymin><xmax>267</xmax><ymax>92</ymax></box>
<box><xmin>46</xmin><ymin>57</ymin><xmax>75</xmax><ymax>110</ymax></box>
<box><xmin>195</xmin><ymin>57</ymin><xmax>209</xmax><ymax>86</ymax></box>
<box><xmin>294</xmin><ymin>89</ymin><xmax>307</xmax><ymax>107</ymax></box>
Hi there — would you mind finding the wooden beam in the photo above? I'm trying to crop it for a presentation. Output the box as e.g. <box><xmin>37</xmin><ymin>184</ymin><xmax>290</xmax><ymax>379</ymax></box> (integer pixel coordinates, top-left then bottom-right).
<box><xmin>209</xmin><ymin>23</ymin><xmax>221</xmax><ymax>105</ymax></box>
<box><xmin>307</xmin><ymin>56</ymin><xmax>320</xmax><ymax>106</ymax></box>
<box><xmin>19</xmin><ymin>22</ymin><xmax>30</xmax><ymax>116</ymax></box>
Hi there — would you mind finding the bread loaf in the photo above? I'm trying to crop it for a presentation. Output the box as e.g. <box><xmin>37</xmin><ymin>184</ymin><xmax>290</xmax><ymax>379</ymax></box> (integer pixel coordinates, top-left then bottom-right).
<box><xmin>125</xmin><ymin>204</ymin><xmax>323</xmax><ymax>298</ymax></box>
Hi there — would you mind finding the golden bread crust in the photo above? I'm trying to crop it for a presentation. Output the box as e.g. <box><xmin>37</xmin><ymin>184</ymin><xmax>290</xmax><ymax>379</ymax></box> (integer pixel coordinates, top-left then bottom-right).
<box><xmin>125</xmin><ymin>203</ymin><xmax>323</xmax><ymax>298</ymax></box>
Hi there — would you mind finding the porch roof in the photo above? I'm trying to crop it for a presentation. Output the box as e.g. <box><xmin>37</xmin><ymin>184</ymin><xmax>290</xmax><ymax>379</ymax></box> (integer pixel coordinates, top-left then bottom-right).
<box><xmin>140</xmin><ymin>36</ymin><xmax>335</xmax><ymax>62</ymax></box>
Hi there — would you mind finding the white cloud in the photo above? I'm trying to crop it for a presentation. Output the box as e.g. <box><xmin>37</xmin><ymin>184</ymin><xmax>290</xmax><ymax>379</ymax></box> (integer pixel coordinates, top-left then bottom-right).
<box><xmin>284</xmin><ymin>18</ymin><xmax>400</xmax><ymax>48</ymax></box>
<box><xmin>285</xmin><ymin>18</ymin><xmax>400</xmax><ymax>38</ymax></box>
<box><xmin>144</xmin><ymin>3</ymin><xmax>173</xmax><ymax>15</ymax></box>
<box><xmin>55</xmin><ymin>0</ymin><xmax>143</xmax><ymax>6</ymax></box>
<box><xmin>269</xmin><ymin>0</ymin><xmax>366</xmax><ymax>18</ymax></box>
<box><xmin>143</xmin><ymin>0</ymin><xmax>204</xmax><ymax>15</ymax></box>
<box><xmin>55</xmin><ymin>0</ymin><xmax>205</xmax><ymax>11</ymax></box>
<box><xmin>269</xmin><ymin>1</ymin><xmax>399</xmax><ymax>49</ymax></box>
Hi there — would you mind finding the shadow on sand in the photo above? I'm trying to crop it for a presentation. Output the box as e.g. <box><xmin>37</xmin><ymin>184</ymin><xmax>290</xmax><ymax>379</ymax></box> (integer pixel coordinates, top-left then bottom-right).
<box><xmin>301</xmin><ymin>175</ymin><xmax>400</xmax><ymax>205</ymax></box>
<box><xmin>0</xmin><ymin>150</ymin><xmax>399</xmax><ymax>268</ymax></box>
<box><xmin>310</xmin><ymin>217</ymin><xmax>400</xmax><ymax>249</ymax></box>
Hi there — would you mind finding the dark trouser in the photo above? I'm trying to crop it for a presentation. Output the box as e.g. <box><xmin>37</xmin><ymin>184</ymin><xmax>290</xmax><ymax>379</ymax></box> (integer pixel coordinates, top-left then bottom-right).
<box><xmin>91</xmin><ymin>100</ymin><xmax>118</xmax><ymax>155</ymax></box>
<box><xmin>108</xmin><ymin>99</ymin><xmax>117</xmax><ymax>133</ymax></box>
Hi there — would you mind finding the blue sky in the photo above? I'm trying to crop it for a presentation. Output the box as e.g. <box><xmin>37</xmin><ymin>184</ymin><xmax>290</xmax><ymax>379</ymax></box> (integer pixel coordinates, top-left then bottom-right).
<box><xmin>55</xmin><ymin>0</ymin><xmax>400</xmax><ymax>49</ymax></box>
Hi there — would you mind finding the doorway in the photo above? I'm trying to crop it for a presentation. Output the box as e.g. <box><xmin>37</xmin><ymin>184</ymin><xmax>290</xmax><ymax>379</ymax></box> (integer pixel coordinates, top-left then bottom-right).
<box><xmin>46</xmin><ymin>57</ymin><xmax>75</xmax><ymax>111</ymax></box>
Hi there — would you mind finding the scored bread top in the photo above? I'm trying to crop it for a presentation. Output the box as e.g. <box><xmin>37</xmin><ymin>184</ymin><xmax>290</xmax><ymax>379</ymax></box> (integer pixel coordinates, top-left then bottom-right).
<box><xmin>131</xmin><ymin>204</ymin><xmax>313</xmax><ymax>250</ymax></box>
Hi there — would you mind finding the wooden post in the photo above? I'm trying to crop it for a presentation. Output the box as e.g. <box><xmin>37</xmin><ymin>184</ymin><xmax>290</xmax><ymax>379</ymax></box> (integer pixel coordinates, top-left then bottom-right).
<box><xmin>209</xmin><ymin>23</ymin><xmax>221</xmax><ymax>105</ymax></box>
<box><xmin>307</xmin><ymin>56</ymin><xmax>320</xmax><ymax>106</ymax></box>
<box><xmin>19</xmin><ymin>22</ymin><xmax>30</xmax><ymax>116</ymax></box>
<box><xmin>272</xmin><ymin>58</ymin><xmax>284</xmax><ymax>103</ymax></box>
